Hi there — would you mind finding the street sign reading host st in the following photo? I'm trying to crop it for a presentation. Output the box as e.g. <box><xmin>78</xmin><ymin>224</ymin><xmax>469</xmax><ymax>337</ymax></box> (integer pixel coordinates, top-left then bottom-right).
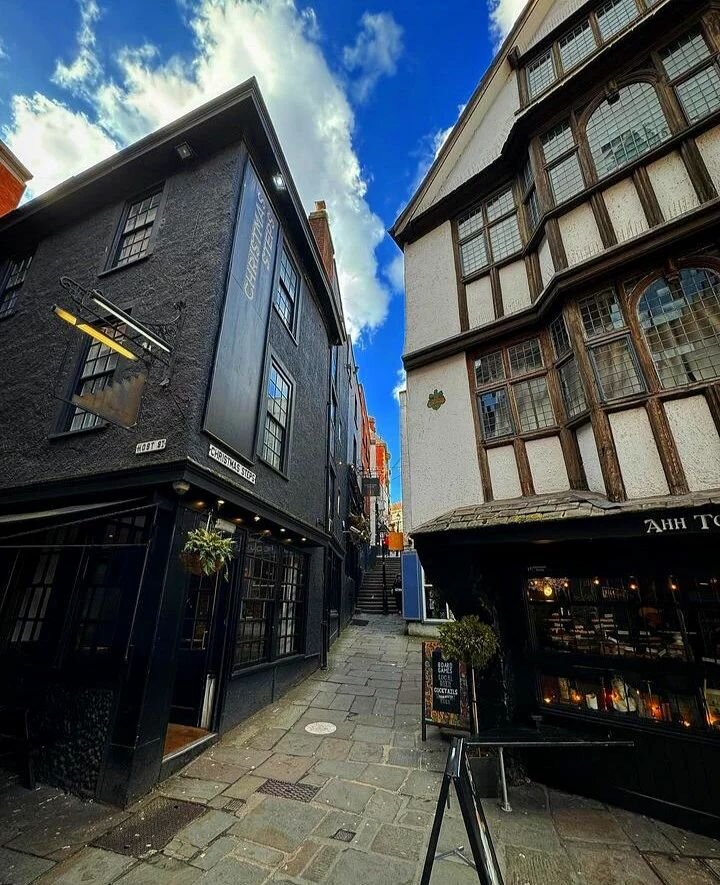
<box><xmin>135</xmin><ymin>438</ymin><xmax>167</xmax><ymax>455</ymax></box>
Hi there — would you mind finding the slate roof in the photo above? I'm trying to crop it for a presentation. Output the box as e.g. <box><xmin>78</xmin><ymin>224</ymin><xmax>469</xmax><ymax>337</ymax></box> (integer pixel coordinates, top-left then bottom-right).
<box><xmin>412</xmin><ymin>490</ymin><xmax>720</xmax><ymax>535</ymax></box>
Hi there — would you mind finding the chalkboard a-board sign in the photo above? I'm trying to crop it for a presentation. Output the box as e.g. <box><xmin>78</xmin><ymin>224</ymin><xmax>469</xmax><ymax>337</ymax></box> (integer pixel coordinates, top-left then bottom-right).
<box><xmin>422</xmin><ymin>640</ymin><xmax>471</xmax><ymax>740</ymax></box>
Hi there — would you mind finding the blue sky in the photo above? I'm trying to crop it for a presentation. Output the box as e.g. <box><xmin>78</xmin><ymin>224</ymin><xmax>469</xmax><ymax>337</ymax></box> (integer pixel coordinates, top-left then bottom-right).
<box><xmin>0</xmin><ymin>0</ymin><xmax>521</xmax><ymax>500</ymax></box>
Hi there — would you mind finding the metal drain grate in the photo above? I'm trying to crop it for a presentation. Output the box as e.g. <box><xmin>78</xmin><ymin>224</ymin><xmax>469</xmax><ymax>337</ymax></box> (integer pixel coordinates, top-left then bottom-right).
<box><xmin>224</xmin><ymin>798</ymin><xmax>246</xmax><ymax>813</ymax></box>
<box><xmin>92</xmin><ymin>796</ymin><xmax>205</xmax><ymax>857</ymax></box>
<box><xmin>257</xmin><ymin>779</ymin><xmax>319</xmax><ymax>802</ymax></box>
<box><xmin>332</xmin><ymin>828</ymin><xmax>356</xmax><ymax>843</ymax></box>
<box><xmin>350</xmin><ymin>619</ymin><xmax>369</xmax><ymax>626</ymax></box>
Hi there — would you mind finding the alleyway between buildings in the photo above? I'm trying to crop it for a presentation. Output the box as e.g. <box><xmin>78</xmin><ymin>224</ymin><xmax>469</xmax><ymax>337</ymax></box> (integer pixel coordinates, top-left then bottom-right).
<box><xmin>1</xmin><ymin>615</ymin><xmax>720</xmax><ymax>885</ymax></box>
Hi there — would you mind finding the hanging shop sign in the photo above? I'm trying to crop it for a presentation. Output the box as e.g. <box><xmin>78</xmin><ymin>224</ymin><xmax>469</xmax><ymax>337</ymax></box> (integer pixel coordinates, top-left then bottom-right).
<box><xmin>135</xmin><ymin>438</ymin><xmax>167</xmax><ymax>455</ymax></box>
<box><xmin>422</xmin><ymin>641</ymin><xmax>471</xmax><ymax>739</ymax></box>
<box><xmin>203</xmin><ymin>159</ymin><xmax>280</xmax><ymax>462</ymax></box>
<box><xmin>208</xmin><ymin>443</ymin><xmax>257</xmax><ymax>485</ymax></box>
<box><xmin>362</xmin><ymin>477</ymin><xmax>380</xmax><ymax>496</ymax></box>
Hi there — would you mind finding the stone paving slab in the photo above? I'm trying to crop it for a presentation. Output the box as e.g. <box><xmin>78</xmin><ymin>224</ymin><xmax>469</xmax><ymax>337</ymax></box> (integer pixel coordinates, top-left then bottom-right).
<box><xmin>3</xmin><ymin>614</ymin><xmax>720</xmax><ymax>885</ymax></box>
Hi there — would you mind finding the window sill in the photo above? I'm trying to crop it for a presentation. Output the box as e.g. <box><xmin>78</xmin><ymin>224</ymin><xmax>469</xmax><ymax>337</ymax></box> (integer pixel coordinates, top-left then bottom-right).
<box><xmin>98</xmin><ymin>253</ymin><xmax>153</xmax><ymax>279</ymax></box>
<box><xmin>231</xmin><ymin>652</ymin><xmax>305</xmax><ymax>679</ymax></box>
<box><xmin>257</xmin><ymin>454</ymin><xmax>290</xmax><ymax>481</ymax></box>
<box><xmin>273</xmin><ymin>304</ymin><xmax>299</xmax><ymax>346</ymax></box>
<box><xmin>48</xmin><ymin>423</ymin><xmax>109</xmax><ymax>442</ymax></box>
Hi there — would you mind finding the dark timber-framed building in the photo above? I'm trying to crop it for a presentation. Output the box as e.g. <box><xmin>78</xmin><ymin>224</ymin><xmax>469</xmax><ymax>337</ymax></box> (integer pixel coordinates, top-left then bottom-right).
<box><xmin>395</xmin><ymin>0</ymin><xmax>720</xmax><ymax>834</ymax></box>
<box><xmin>0</xmin><ymin>80</ymin><xmax>364</xmax><ymax>806</ymax></box>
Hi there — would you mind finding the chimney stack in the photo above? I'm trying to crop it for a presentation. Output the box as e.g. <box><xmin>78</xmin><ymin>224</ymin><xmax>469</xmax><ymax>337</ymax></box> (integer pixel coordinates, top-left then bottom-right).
<box><xmin>0</xmin><ymin>141</ymin><xmax>31</xmax><ymax>217</ymax></box>
<box><xmin>308</xmin><ymin>200</ymin><xmax>336</xmax><ymax>286</ymax></box>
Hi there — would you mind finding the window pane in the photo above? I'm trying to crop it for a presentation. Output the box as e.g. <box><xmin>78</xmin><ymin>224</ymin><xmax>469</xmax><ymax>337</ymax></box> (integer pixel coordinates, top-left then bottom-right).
<box><xmin>458</xmin><ymin>205</ymin><xmax>484</xmax><ymax>240</ymax></box>
<box><xmin>475</xmin><ymin>350</ymin><xmax>505</xmax><ymax>386</ymax></box>
<box><xmin>527</xmin><ymin>51</ymin><xmax>556</xmax><ymax>98</ymax></box>
<box><xmin>637</xmin><ymin>268</ymin><xmax>720</xmax><ymax>388</ymax></box>
<box><xmin>548</xmin><ymin>154</ymin><xmax>585</xmax><ymax>203</ymax></box>
<box><xmin>460</xmin><ymin>233</ymin><xmax>488</xmax><ymax>276</ymax></box>
<box><xmin>234</xmin><ymin>538</ymin><xmax>278</xmax><ymax>666</ymax></box>
<box><xmin>550</xmin><ymin>315</ymin><xmax>571</xmax><ymax>358</ymax></box>
<box><xmin>559</xmin><ymin>357</ymin><xmax>588</xmax><ymax>417</ymax></box>
<box><xmin>488</xmin><ymin>215</ymin><xmax>522</xmax><ymax>261</ymax></box>
<box><xmin>521</xmin><ymin>157</ymin><xmax>534</xmax><ymax>193</ymax></box>
<box><xmin>275</xmin><ymin>248</ymin><xmax>299</xmax><ymax>329</ymax></box>
<box><xmin>579</xmin><ymin>289</ymin><xmax>625</xmax><ymax>338</ymax></box>
<box><xmin>591</xmin><ymin>337</ymin><xmax>645</xmax><ymax>400</ymax></box>
<box><xmin>69</xmin><ymin>322</ymin><xmax>124</xmax><ymax>431</ymax></box>
<box><xmin>525</xmin><ymin>189</ymin><xmax>540</xmax><ymax>231</ymax></box>
<box><xmin>660</xmin><ymin>29</ymin><xmax>710</xmax><ymax>79</ymax></box>
<box><xmin>542</xmin><ymin>122</ymin><xmax>575</xmax><ymax>163</ymax></box>
<box><xmin>559</xmin><ymin>20</ymin><xmax>596</xmax><ymax>71</ymax></box>
<box><xmin>509</xmin><ymin>338</ymin><xmax>543</xmax><ymax>375</ymax></box>
<box><xmin>587</xmin><ymin>83</ymin><xmax>670</xmax><ymax>178</ymax></box>
<box><xmin>262</xmin><ymin>364</ymin><xmax>291</xmax><ymax>469</ymax></box>
<box><xmin>478</xmin><ymin>388</ymin><xmax>514</xmax><ymax>439</ymax></box>
<box><xmin>676</xmin><ymin>65</ymin><xmax>720</xmax><ymax>122</ymax></box>
<box><xmin>486</xmin><ymin>188</ymin><xmax>515</xmax><ymax>222</ymax></box>
<box><xmin>596</xmin><ymin>0</ymin><xmax>639</xmax><ymax>41</ymax></box>
<box><xmin>514</xmin><ymin>377</ymin><xmax>555</xmax><ymax>431</ymax></box>
<box><xmin>114</xmin><ymin>190</ymin><xmax>162</xmax><ymax>268</ymax></box>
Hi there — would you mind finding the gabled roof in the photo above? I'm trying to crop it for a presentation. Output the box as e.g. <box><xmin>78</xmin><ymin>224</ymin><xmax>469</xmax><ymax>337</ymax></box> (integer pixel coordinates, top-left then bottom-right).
<box><xmin>0</xmin><ymin>79</ymin><xmax>346</xmax><ymax>343</ymax></box>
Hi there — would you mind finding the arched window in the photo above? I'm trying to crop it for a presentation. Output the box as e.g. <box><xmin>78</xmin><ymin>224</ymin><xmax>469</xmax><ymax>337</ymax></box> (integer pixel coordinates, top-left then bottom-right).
<box><xmin>586</xmin><ymin>82</ymin><xmax>670</xmax><ymax>178</ymax></box>
<box><xmin>637</xmin><ymin>268</ymin><xmax>720</xmax><ymax>388</ymax></box>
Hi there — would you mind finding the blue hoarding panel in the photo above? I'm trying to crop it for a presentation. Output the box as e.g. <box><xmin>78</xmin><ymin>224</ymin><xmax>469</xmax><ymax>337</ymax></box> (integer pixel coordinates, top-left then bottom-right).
<box><xmin>401</xmin><ymin>550</ymin><xmax>423</xmax><ymax>620</ymax></box>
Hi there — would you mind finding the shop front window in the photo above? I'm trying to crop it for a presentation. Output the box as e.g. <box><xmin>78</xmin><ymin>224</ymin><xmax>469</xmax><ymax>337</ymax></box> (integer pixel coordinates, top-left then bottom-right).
<box><xmin>423</xmin><ymin>581</ymin><xmax>452</xmax><ymax>621</ymax></box>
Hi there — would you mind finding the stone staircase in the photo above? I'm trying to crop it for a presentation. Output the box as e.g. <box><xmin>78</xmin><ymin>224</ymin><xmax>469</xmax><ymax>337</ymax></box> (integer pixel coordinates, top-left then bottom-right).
<box><xmin>357</xmin><ymin>557</ymin><xmax>402</xmax><ymax>614</ymax></box>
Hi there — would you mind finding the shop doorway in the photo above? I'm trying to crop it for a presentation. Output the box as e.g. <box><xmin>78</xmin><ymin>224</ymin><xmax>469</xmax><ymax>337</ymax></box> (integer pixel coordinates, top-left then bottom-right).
<box><xmin>164</xmin><ymin>566</ymin><xmax>231</xmax><ymax>758</ymax></box>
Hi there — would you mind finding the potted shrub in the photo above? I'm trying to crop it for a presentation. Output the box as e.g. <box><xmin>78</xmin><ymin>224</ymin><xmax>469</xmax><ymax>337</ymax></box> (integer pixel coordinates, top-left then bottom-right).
<box><xmin>438</xmin><ymin>615</ymin><xmax>499</xmax><ymax>734</ymax></box>
<box><xmin>181</xmin><ymin>527</ymin><xmax>234</xmax><ymax>578</ymax></box>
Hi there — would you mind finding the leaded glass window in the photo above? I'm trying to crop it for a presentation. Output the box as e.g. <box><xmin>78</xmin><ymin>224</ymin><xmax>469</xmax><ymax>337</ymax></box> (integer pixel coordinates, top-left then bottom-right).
<box><xmin>0</xmin><ymin>255</ymin><xmax>32</xmax><ymax>318</ymax></box>
<box><xmin>637</xmin><ymin>268</ymin><xmax>720</xmax><ymax>388</ymax></box>
<box><xmin>550</xmin><ymin>315</ymin><xmax>571</xmax><ymax>359</ymax></box>
<box><xmin>559</xmin><ymin>357</ymin><xmax>588</xmax><ymax>417</ymax></box>
<box><xmin>513</xmin><ymin>377</ymin><xmax>555</xmax><ymax>432</ymax></box>
<box><xmin>579</xmin><ymin>289</ymin><xmax>625</xmax><ymax>338</ymax></box>
<box><xmin>509</xmin><ymin>338</ymin><xmax>543</xmax><ymax>375</ymax></box>
<box><xmin>112</xmin><ymin>189</ymin><xmax>162</xmax><ymax>268</ymax></box>
<box><xmin>589</xmin><ymin>337</ymin><xmax>645</xmax><ymax>400</ymax></box>
<box><xmin>660</xmin><ymin>29</ymin><xmax>720</xmax><ymax>124</ymax></box>
<box><xmin>595</xmin><ymin>0</ymin><xmax>639</xmax><ymax>41</ymax></box>
<box><xmin>475</xmin><ymin>350</ymin><xmax>505</xmax><ymax>386</ymax></box>
<box><xmin>586</xmin><ymin>83</ymin><xmax>670</xmax><ymax>178</ymax></box>
<box><xmin>559</xmin><ymin>20</ymin><xmax>596</xmax><ymax>72</ymax></box>
<box><xmin>542</xmin><ymin>122</ymin><xmax>584</xmax><ymax>206</ymax></box>
<box><xmin>478</xmin><ymin>388</ymin><xmax>514</xmax><ymax>439</ymax></box>
<box><xmin>527</xmin><ymin>51</ymin><xmax>556</xmax><ymax>99</ymax></box>
<box><xmin>261</xmin><ymin>362</ymin><xmax>292</xmax><ymax>471</ymax></box>
<box><xmin>457</xmin><ymin>186</ymin><xmax>521</xmax><ymax>277</ymax></box>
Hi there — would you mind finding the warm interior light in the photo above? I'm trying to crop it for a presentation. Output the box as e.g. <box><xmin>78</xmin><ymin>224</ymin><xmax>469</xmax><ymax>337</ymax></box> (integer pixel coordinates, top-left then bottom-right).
<box><xmin>91</xmin><ymin>294</ymin><xmax>171</xmax><ymax>353</ymax></box>
<box><xmin>253</xmin><ymin>515</ymin><xmax>261</xmax><ymax>522</ymax></box>
<box><xmin>301</xmin><ymin>537</ymin><xmax>307</xmax><ymax>542</ymax></box>
<box><xmin>280</xmin><ymin>528</ymin><xmax>286</xmax><ymax>533</ymax></box>
<box><xmin>542</xmin><ymin>584</ymin><xmax>553</xmax><ymax>598</ymax></box>
<box><xmin>593</xmin><ymin>578</ymin><xmax>600</xmax><ymax>586</ymax></box>
<box><xmin>54</xmin><ymin>305</ymin><xmax>136</xmax><ymax>361</ymax></box>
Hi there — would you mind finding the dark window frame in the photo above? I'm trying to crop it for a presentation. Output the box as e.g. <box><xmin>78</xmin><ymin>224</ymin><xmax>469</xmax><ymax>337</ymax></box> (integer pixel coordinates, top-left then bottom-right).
<box><xmin>657</xmin><ymin>24</ymin><xmax>720</xmax><ymax>125</ymax></box>
<box><xmin>259</xmin><ymin>356</ymin><xmax>295</xmax><ymax>476</ymax></box>
<box><xmin>456</xmin><ymin>183</ymin><xmax>524</xmax><ymax>281</ymax></box>
<box><xmin>104</xmin><ymin>184</ymin><xmax>166</xmax><ymax>273</ymax></box>
<box><xmin>0</xmin><ymin>254</ymin><xmax>34</xmax><ymax>320</ymax></box>
<box><xmin>273</xmin><ymin>243</ymin><xmax>302</xmax><ymax>337</ymax></box>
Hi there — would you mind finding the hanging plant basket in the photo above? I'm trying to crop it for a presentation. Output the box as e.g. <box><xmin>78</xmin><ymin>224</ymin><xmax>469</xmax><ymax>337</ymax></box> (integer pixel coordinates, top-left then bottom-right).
<box><xmin>181</xmin><ymin>527</ymin><xmax>234</xmax><ymax>579</ymax></box>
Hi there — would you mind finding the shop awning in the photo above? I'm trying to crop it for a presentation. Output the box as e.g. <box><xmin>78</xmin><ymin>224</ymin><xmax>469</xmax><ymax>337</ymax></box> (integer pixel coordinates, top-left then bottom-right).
<box><xmin>0</xmin><ymin>499</ymin><xmax>147</xmax><ymax>539</ymax></box>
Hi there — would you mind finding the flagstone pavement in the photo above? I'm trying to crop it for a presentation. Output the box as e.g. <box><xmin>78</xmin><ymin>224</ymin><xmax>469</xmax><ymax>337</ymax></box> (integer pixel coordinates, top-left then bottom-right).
<box><xmin>1</xmin><ymin>614</ymin><xmax>719</xmax><ymax>885</ymax></box>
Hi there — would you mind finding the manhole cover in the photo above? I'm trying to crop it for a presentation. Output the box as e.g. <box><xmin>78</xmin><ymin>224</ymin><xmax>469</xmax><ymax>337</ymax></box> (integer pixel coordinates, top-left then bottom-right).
<box><xmin>332</xmin><ymin>828</ymin><xmax>356</xmax><ymax>843</ymax></box>
<box><xmin>224</xmin><ymin>798</ymin><xmax>246</xmax><ymax>813</ymax></box>
<box><xmin>305</xmin><ymin>721</ymin><xmax>337</xmax><ymax>735</ymax></box>
<box><xmin>92</xmin><ymin>796</ymin><xmax>205</xmax><ymax>857</ymax></box>
<box><xmin>257</xmin><ymin>779</ymin><xmax>319</xmax><ymax>802</ymax></box>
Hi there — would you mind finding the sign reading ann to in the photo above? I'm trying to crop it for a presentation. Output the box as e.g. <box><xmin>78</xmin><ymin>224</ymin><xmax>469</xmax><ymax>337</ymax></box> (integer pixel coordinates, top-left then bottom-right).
<box><xmin>208</xmin><ymin>443</ymin><xmax>257</xmax><ymax>485</ymax></box>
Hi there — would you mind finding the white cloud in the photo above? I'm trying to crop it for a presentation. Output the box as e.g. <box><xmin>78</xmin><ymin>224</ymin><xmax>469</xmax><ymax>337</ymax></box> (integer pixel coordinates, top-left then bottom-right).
<box><xmin>392</xmin><ymin>366</ymin><xmax>406</xmax><ymax>403</ymax></box>
<box><xmin>342</xmin><ymin>12</ymin><xmax>403</xmax><ymax>103</ymax></box>
<box><xmin>488</xmin><ymin>0</ymin><xmax>526</xmax><ymax>43</ymax></box>
<box><xmin>53</xmin><ymin>0</ymin><xmax>102</xmax><ymax>91</ymax></box>
<box><xmin>3</xmin><ymin>0</ymin><xmax>394</xmax><ymax>341</ymax></box>
<box><xmin>385</xmin><ymin>250</ymin><xmax>404</xmax><ymax>294</ymax></box>
<box><xmin>4</xmin><ymin>94</ymin><xmax>117</xmax><ymax>197</ymax></box>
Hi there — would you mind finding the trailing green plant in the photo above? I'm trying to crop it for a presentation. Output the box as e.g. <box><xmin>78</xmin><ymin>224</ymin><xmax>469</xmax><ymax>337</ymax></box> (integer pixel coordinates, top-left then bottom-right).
<box><xmin>181</xmin><ymin>527</ymin><xmax>234</xmax><ymax>578</ymax></box>
<box><xmin>438</xmin><ymin>615</ymin><xmax>499</xmax><ymax>671</ymax></box>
